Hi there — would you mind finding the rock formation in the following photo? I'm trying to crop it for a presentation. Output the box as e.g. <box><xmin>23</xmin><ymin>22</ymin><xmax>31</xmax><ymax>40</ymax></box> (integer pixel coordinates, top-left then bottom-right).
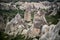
<box><xmin>26</xmin><ymin>9</ymin><xmax>48</xmax><ymax>38</ymax></box>
<box><xmin>2</xmin><ymin>1</ymin><xmax>60</xmax><ymax>40</ymax></box>
<box><xmin>33</xmin><ymin>10</ymin><xmax>48</xmax><ymax>29</ymax></box>
<box><xmin>24</xmin><ymin>9</ymin><xmax>31</xmax><ymax>22</ymax></box>
<box><xmin>5</xmin><ymin>13</ymin><xmax>25</xmax><ymax>37</ymax></box>
<box><xmin>39</xmin><ymin>21</ymin><xmax>60</xmax><ymax>40</ymax></box>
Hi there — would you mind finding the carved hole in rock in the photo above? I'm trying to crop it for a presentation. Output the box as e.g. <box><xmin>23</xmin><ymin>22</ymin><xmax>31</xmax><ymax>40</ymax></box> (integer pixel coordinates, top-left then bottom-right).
<box><xmin>58</xmin><ymin>30</ymin><xmax>60</xmax><ymax>36</ymax></box>
<box><xmin>35</xmin><ymin>36</ymin><xmax>40</xmax><ymax>39</ymax></box>
<box><xmin>9</xmin><ymin>31</ymin><xmax>11</xmax><ymax>33</ymax></box>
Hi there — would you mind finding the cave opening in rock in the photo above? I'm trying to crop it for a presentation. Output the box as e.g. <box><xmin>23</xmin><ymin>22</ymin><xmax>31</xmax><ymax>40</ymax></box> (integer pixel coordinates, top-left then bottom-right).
<box><xmin>58</xmin><ymin>30</ymin><xmax>60</xmax><ymax>35</ymax></box>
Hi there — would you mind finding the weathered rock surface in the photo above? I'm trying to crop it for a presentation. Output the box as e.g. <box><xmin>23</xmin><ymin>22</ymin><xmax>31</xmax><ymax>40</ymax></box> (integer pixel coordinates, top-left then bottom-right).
<box><xmin>5</xmin><ymin>13</ymin><xmax>25</xmax><ymax>36</ymax></box>
<box><xmin>39</xmin><ymin>21</ymin><xmax>60</xmax><ymax>40</ymax></box>
<box><xmin>0</xmin><ymin>1</ymin><xmax>51</xmax><ymax>10</ymax></box>
<box><xmin>33</xmin><ymin>10</ymin><xmax>47</xmax><ymax>29</ymax></box>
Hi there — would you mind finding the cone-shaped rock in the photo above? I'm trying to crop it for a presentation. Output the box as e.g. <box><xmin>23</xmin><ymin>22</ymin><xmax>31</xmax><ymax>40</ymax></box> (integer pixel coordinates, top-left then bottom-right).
<box><xmin>5</xmin><ymin>13</ymin><xmax>25</xmax><ymax>36</ymax></box>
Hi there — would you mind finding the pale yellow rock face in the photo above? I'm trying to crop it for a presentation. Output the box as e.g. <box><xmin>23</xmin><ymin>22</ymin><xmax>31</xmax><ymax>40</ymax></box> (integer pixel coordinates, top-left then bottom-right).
<box><xmin>28</xmin><ymin>28</ymin><xmax>40</xmax><ymax>38</ymax></box>
<box><xmin>31</xmin><ymin>28</ymin><xmax>40</xmax><ymax>35</ymax></box>
<box><xmin>24</xmin><ymin>11</ymin><xmax>31</xmax><ymax>22</ymax></box>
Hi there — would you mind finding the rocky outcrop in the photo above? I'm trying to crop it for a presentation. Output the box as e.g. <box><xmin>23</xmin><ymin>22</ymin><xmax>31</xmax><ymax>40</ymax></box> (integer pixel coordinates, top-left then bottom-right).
<box><xmin>39</xmin><ymin>21</ymin><xmax>60</xmax><ymax>40</ymax></box>
<box><xmin>33</xmin><ymin>10</ymin><xmax>48</xmax><ymax>29</ymax></box>
<box><xmin>24</xmin><ymin>9</ymin><xmax>31</xmax><ymax>22</ymax></box>
<box><xmin>5</xmin><ymin>13</ymin><xmax>25</xmax><ymax>36</ymax></box>
<box><xmin>25</xmin><ymin>10</ymin><xmax>48</xmax><ymax>38</ymax></box>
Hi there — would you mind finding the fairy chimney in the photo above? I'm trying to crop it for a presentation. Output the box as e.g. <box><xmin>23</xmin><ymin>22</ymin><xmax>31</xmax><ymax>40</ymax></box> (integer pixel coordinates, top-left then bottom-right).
<box><xmin>24</xmin><ymin>8</ymin><xmax>31</xmax><ymax>22</ymax></box>
<box><xmin>33</xmin><ymin>10</ymin><xmax>47</xmax><ymax>29</ymax></box>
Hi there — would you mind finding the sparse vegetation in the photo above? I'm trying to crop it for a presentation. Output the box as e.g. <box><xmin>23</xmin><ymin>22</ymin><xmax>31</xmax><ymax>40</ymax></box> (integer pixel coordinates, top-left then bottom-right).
<box><xmin>46</xmin><ymin>11</ymin><xmax>60</xmax><ymax>24</ymax></box>
<box><xmin>0</xmin><ymin>31</ymin><xmax>33</xmax><ymax>40</ymax></box>
<box><xmin>0</xmin><ymin>9</ymin><xmax>24</xmax><ymax>27</ymax></box>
